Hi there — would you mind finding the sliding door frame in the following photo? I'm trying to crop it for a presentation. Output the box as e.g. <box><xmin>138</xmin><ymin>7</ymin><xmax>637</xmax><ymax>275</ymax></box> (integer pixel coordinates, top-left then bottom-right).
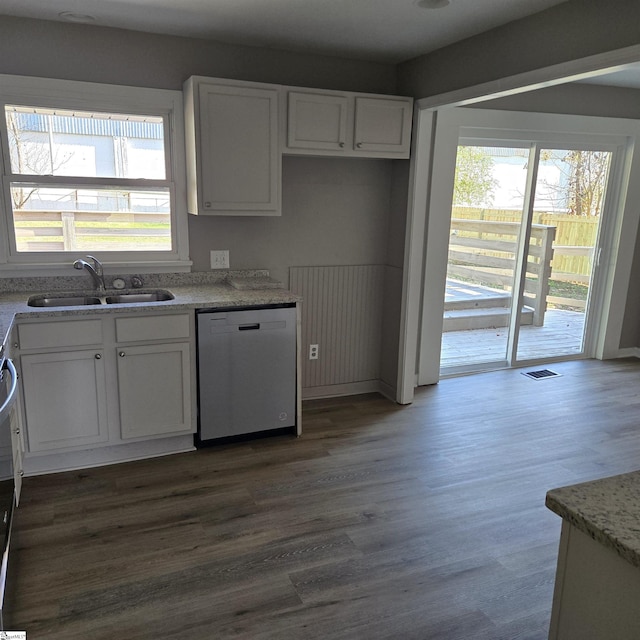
<box><xmin>406</xmin><ymin>107</ymin><xmax>640</xmax><ymax>388</ymax></box>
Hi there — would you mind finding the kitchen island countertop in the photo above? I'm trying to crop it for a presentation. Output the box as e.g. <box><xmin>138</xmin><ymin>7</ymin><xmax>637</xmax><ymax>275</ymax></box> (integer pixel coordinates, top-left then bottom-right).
<box><xmin>546</xmin><ymin>469</ymin><xmax>640</xmax><ymax>569</ymax></box>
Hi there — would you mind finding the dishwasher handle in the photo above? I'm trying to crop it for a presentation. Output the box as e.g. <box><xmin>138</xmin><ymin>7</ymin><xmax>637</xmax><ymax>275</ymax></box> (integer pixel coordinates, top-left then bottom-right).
<box><xmin>238</xmin><ymin>323</ymin><xmax>260</xmax><ymax>331</ymax></box>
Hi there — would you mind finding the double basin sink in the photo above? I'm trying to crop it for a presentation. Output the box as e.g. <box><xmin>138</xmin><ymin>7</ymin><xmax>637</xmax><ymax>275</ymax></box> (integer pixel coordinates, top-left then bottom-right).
<box><xmin>27</xmin><ymin>289</ymin><xmax>174</xmax><ymax>308</ymax></box>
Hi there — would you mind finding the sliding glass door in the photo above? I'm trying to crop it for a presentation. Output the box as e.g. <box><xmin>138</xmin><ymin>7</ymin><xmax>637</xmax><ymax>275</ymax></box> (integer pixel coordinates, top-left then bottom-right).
<box><xmin>440</xmin><ymin>140</ymin><xmax>613</xmax><ymax>374</ymax></box>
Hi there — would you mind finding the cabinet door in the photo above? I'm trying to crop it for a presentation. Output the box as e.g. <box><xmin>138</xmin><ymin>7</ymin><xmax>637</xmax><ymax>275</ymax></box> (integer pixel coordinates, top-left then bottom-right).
<box><xmin>198</xmin><ymin>83</ymin><xmax>280</xmax><ymax>214</ymax></box>
<box><xmin>21</xmin><ymin>350</ymin><xmax>108</xmax><ymax>452</ymax></box>
<box><xmin>287</xmin><ymin>92</ymin><xmax>349</xmax><ymax>151</ymax></box>
<box><xmin>353</xmin><ymin>97</ymin><xmax>412</xmax><ymax>156</ymax></box>
<box><xmin>117</xmin><ymin>343</ymin><xmax>193</xmax><ymax>439</ymax></box>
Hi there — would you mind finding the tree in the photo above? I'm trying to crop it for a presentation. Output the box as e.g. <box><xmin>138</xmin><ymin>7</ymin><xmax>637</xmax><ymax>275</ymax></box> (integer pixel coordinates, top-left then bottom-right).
<box><xmin>452</xmin><ymin>146</ymin><xmax>499</xmax><ymax>207</ymax></box>
<box><xmin>539</xmin><ymin>149</ymin><xmax>610</xmax><ymax>217</ymax></box>
<box><xmin>564</xmin><ymin>150</ymin><xmax>609</xmax><ymax>216</ymax></box>
<box><xmin>6</xmin><ymin>111</ymin><xmax>73</xmax><ymax>209</ymax></box>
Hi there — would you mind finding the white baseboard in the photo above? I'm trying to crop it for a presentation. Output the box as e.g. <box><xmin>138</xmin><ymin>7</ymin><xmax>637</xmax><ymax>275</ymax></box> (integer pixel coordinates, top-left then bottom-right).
<box><xmin>377</xmin><ymin>380</ymin><xmax>397</xmax><ymax>403</ymax></box>
<box><xmin>614</xmin><ymin>347</ymin><xmax>640</xmax><ymax>359</ymax></box>
<box><xmin>302</xmin><ymin>380</ymin><xmax>384</xmax><ymax>400</ymax></box>
<box><xmin>23</xmin><ymin>434</ymin><xmax>195</xmax><ymax>476</ymax></box>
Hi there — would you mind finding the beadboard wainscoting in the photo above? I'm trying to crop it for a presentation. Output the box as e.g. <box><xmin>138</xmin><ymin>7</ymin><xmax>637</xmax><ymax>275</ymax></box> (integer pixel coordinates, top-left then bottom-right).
<box><xmin>290</xmin><ymin>265</ymin><xmax>386</xmax><ymax>399</ymax></box>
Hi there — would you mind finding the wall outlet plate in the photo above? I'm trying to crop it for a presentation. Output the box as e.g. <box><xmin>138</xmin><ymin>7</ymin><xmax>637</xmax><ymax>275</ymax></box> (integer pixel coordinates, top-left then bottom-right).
<box><xmin>210</xmin><ymin>250</ymin><xmax>230</xmax><ymax>269</ymax></box>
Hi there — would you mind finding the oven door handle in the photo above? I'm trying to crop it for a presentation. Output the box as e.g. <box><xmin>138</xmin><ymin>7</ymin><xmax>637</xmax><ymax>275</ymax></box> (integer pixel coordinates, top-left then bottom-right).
<box><xmin>0</xmin><ymin>359</ymin><xmax>18</xmax><ymax>422</ymax></box>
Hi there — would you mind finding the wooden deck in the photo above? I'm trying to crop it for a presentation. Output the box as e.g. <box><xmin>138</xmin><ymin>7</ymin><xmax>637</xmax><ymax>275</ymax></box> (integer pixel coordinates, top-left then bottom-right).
<box><xmin>441</xmin><ymin>308</ymin><xmax>586</xmax><ymax>370</ymax></box>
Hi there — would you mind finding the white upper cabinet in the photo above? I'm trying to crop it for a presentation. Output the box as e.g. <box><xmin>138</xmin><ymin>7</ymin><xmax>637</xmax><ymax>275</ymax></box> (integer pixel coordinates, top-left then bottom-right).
<box><xmin>353</xmin><ymin>97</ymin><xmax>413</xmax><ymax>155</ymax></box>
<box><xmin>184</xmin><ymin>76</ymin><xmax>413</xmax><ymax>215</ymax></box>
<box><xmin>287</xmin><ymin>92</ymin><xmax>349</xmax><ymax>152</ymax></box>
<box><xmin>184</xmin><ymin>77</ymin><xmax>281</xmax><ymax>216</ymax></box>
<box><xmin>284</xmin><ymin>89</ymin><xmax>413</xmax><ymax>158</ymax></box>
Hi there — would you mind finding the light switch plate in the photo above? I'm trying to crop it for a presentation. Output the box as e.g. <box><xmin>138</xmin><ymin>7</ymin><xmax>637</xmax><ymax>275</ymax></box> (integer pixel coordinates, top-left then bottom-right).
<box><xmin>210</xmin><ymin>250</ymin><xmax>230</xmax><ymax>269</ymax></box>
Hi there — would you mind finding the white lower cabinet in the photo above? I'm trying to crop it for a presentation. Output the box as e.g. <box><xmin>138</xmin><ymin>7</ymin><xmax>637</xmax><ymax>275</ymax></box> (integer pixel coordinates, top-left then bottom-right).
<box><xmin>21</xmin><ymin>349</ymin><xmax>109</xmax><ymax>452</ymax></box>
<box><xmin>17</xmin><ymin>312</ymin><xmax>195</xmax><ymax>462</ymax></box>
<box><xmin>117</xmin><ymin>343</ymin><xmax>192</xmax><ymax>439</ymax></box>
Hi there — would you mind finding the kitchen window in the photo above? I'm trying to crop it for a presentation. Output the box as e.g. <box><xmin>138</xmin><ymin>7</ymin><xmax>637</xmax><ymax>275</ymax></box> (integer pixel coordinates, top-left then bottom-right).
<box><xmin>0</xmin><ymin>76</ymin><xmax>189</xmax><ymax>273</ymax></box>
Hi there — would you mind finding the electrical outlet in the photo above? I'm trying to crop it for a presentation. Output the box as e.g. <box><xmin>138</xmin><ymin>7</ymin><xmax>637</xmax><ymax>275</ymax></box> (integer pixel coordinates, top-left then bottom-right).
<box><xmin>309</xmin><ymin>344</ymin><xmax>319</xmax><ymax>360</ymax></box>
<box><xmin>210</xmin><ymin>250</ymin><xmax>230</xmax><ymax>269</ymax></box>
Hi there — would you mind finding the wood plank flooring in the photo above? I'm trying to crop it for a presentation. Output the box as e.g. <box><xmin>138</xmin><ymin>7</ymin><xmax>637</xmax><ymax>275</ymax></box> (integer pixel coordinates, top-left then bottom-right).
<box><xmin>9</xmin><ymin>358</ymin><xmax>640</xmax><ymax>639</ymax></box>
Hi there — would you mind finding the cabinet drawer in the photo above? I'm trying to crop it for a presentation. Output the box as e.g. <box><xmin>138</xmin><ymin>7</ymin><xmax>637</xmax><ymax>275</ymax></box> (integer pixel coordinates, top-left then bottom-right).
<box><xmin>18</xmin><ymin>319</ymin><xmax>103</xmax><ymax>350</ymax></box>
<box><xmin>115</xmin><ymin>314</ymin><xmax>191</xmax><ymax>343</ymax></box>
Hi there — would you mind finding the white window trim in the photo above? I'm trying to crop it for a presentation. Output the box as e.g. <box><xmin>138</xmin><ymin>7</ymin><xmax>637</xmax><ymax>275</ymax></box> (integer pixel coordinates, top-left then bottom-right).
<box><xmin>0</xmin><ymin>74</ymin><xmax>191</xmax><ymax>275</ymax></box>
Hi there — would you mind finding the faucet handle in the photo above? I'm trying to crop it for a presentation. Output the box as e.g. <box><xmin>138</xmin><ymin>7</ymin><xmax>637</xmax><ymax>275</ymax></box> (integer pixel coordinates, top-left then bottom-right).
<box><xmin>85</xmin><ymin>255</ymin><xmax>103</xmax><ymax>275</ymax></box>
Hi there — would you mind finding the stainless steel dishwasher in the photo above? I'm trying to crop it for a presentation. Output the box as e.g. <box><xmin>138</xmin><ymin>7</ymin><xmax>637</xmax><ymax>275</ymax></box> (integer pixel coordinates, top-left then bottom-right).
<box><xmin>196</xmin><ymin>305</ymin><xmax>296</xmax><ymax>444</ymax></box>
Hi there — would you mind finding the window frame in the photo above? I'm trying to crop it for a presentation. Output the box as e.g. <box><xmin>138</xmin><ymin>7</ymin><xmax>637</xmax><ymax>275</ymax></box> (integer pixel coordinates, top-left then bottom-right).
<box><xmin>0</xmin><ymin>75</ymin><xmax>190</xmax><ymax>274</ymax></box>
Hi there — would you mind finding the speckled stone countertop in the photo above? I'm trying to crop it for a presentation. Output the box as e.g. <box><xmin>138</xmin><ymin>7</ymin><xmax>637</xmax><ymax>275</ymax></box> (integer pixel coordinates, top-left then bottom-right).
<box><xmin>0</xmin><ymin>270</ymin><xmax>301</xmax><ymax>350</ymax></box>
<box><xmin>546</xmin><ymin>470</ymin><xmax>640</xmax><ymax>569</ymax></box>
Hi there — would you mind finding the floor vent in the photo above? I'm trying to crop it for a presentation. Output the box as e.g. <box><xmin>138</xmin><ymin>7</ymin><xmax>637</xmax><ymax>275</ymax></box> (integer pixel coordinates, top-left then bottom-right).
<box><xmin>522</xmin><ymin>369</ymin><xmax>561</xmax><ymax>380</ymax></box>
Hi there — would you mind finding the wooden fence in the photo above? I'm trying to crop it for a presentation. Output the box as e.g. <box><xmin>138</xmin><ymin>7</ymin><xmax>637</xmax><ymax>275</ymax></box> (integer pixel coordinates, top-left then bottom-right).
<box><xmin>453</xmin><ymin>207</ymin><xmax>598</xmax><ymax>274</ymax></box>
<box><xmin>13</xmin><ymin>209</ymin><xmax>171</xmax><ymax>252</ymax></box>
<box><xmin>448</xmin><ymin>218</ymin><xmax>555</xmax><ymax>326</ymax></box>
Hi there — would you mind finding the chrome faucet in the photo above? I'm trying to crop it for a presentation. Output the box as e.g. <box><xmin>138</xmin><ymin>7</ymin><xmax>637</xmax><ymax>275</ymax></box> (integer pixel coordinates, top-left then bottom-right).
<box><xmin>73</xmin><ymin>255</ymin><xmax>105</xmax><ymax>293</ymax></box>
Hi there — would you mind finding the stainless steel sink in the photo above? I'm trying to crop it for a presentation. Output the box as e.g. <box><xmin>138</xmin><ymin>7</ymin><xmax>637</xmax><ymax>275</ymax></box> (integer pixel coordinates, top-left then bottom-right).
<box><xmin>27</xmin><ymin>294</ymin><xmax>103</xmax><ymax>307</ymax></box>
<box><xmin>105</xmin><ymin>290</ymin><xmax>174</xmax><ymax>304</ymax></box>
<box><xmin>27</xmin><ymin>288</ymin><xmax>174</xmax><ymax>307</ymax></box>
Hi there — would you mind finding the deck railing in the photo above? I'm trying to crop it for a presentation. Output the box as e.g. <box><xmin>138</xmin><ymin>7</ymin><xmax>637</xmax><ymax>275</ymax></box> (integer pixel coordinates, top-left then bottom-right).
<box><xmin>448</xmin><ymin>218</ymin><xmax>556</xmax><ymax>326</ymax></box>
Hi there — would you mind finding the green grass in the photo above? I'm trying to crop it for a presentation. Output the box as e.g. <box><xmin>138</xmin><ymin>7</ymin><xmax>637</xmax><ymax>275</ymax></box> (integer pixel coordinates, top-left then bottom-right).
<box><xmin>548</xmin><ymin>280</ymin><xmax>588</xmax><ymax>300</ymax></box>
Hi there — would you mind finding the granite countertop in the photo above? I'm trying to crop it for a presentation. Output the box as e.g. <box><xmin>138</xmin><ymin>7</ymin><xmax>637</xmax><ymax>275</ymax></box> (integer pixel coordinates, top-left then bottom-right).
<box><xmin>546</xmin><ymin>470</ymin><xmax>640</xmax><ymax>569</ymax></box>
<box><xmin>0</xmin><ymin>270</ymin><xmax>301</xmax><ymax>349</ymax></box>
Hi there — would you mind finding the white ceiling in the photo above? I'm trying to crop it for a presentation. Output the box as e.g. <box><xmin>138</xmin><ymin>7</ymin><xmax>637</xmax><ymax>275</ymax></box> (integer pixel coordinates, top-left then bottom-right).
<box><xmin>0</xmin><ymin>0</ymin><xmax>572</xmax><ymax>64</ymax></box>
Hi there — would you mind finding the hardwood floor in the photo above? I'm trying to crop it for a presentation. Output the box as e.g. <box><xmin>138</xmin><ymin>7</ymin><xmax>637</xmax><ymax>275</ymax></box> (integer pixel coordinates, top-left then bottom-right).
<box><xmin>9</xmin><ymin>358</ymin><xmax>640</xmax><ymax>639</ymax></box>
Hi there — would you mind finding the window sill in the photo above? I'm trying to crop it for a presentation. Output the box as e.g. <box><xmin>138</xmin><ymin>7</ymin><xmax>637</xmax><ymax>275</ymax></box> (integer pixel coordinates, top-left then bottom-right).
<box><xmin>0</xmin><ymin>259</ymin><xmax>193</xmax><ymax>278</ymax></box>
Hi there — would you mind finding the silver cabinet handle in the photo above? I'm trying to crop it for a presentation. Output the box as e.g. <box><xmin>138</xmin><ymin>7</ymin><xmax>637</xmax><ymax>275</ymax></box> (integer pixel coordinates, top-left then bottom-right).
<box><xmin>339</xmin><ymin>142</ymin><xmax>345</xmax><ymax>148</ymax></box>
<box><xmin>95</xmin><ymin>353</ymin><xmax>102</xmax><ymax>359</ymax></box>
<box><xmin>204</xmin><ymin>202</ymin><xmax>211</xmax><ymax>208</ymax></box>
<box><xmin>356</xmin><ymin>142</ymin><xmax>363</xmax><ymax>148</ymax></box>
<box><xmin>119</xmin><ymin>352</ymin><xmax>126</xmax><ymax>357</ymax></box>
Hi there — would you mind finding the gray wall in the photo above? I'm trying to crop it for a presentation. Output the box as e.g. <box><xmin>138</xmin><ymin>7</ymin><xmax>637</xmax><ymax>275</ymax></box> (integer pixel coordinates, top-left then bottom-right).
<box><xmin>0</xmin><ymin>16</ymin><xmax>408</xmax><ymax>394</ymax></box>
<box><xmin>0</xmin><ymin>16</ymin><xmax>396</xmax><ymax>94</ymax></box>
<box><xmin>398</xmin><ymin>0</ymin><xmax>640</xmax><ymax>99</ymax></box>
<box><xmin>475</xmin><ymin>84</ymin><xmax>640</xmax><ymax>121</ymax></box>
<box><xmin>190</xmin><ymin>157</ymin><xmax>395</xmax><ymax>284</ymax></box>
<box><xmin>0</xmin><ymin>15</ymin><xmax>400</xmax><ymax>283</ymax></box>
<box><xmin>380</xmin><ymin>161</ymin><xmax>410</xmax><ymax>389</ymax></box>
